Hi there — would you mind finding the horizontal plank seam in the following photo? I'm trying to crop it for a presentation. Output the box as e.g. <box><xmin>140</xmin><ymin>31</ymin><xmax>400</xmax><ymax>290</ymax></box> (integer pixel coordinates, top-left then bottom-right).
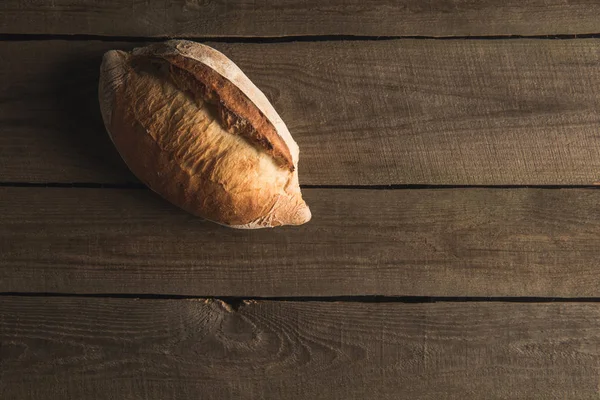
<box><xmin>3</xmin><ymin>293</ymin><xmax>600</xmax><ymax>309</ymax></box>
<box><xmin>1</xmin><ymin>33</ymin><xmax>600</xmax><ymax>43</ymax></box>
<box><xmin>1</xmin><ymin>182</ymin><xmax>600</xmax><ymax>190</ymax></box>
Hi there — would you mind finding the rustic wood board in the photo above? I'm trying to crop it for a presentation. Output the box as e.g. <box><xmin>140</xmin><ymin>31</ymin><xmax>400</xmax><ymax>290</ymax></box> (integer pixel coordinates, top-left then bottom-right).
<box><xmin>1</xmin><ymin>0</ymin><xmax>600</xmax><ymax>37</ymax></box>
<box><xmin>2</xmin><ymin>296</ymin><xmax>600</xmax><ymax>400</ymax></box>
<box><xmin>2</xmin><ymin>39</ymin><xmax>600</xmax><ymax>186</ymax></box>
<box><xmin>3</xmin><ymin>187</ymin><xmax>600</xmax><ymax>297</ymax></box>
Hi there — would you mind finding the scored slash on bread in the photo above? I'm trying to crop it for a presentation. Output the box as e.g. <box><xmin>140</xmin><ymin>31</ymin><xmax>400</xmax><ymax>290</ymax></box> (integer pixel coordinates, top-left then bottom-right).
<box><xmin>99</xmin><ymin>40</ymin><xmax>311</xmax><ymax>229</ymax></box>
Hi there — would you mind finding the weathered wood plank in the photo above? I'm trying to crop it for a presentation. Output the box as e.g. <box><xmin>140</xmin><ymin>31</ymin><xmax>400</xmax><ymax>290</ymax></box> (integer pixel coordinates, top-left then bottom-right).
<box><xmin>1</xmin><ymin>0</ymin><xmax>600</xmax><ymax>37</ymax></box>
<box><xmin>2</xmin><ymin>297</ymin><xmax>600</xmax><ymax>399</ymax></box>
<box><xmin>2</xmin><ymin>39</ymin><xmax>600</xmax><ymax>185</ymax></box>
<box><xmin>2</xmin><ymin>187</ymin><xmax>600</xmax><ymax>297</ymax></box>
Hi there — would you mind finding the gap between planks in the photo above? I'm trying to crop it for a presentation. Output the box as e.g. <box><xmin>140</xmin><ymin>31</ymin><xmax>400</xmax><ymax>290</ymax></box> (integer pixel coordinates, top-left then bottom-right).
<box><xmin>4</xmin><ymin>293</ymin><xmax>600</xmax><ymax>304</ymax></box>
<box><xmin>2</xmin><ymin>33</ymin><xmax>600</xmax><ymax>43</ymax></box>
<box><xmin>4</xmin><ymin>293</ymin><xmax>600</xmax><ymax>316</ymax></box>
<box><xmin>1</xmin><ymin>182</ymin><xmax>600</xmax><ymax>190</ymax></box>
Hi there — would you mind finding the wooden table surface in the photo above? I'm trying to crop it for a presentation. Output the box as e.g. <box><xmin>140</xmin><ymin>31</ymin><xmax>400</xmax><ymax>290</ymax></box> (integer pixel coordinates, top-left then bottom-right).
<box><xmin>2</xmin><ymin>1</ymin><xmax>600</xmax><ymax>399</ymax></box>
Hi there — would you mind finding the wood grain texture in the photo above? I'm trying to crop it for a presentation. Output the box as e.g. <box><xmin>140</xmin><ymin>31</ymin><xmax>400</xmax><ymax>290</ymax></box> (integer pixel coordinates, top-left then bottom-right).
<box><xmin>1</xmin><ymin>0</ymin><xmax>600</xmax><ymax>37</ymax></box>
<box><xmin>2</xmin><ymin>39</ymin><xmax>600</xmax><ymax>185</ymax></box>
<box><xmin>2</xmin><ymin>296</ymin><xmax>600</xmax><ymax>400</ymax></box>
<box><xmin>3</xmin><ymin>187</ymin><xmax>600</xmax><ymax>297</ymax></box>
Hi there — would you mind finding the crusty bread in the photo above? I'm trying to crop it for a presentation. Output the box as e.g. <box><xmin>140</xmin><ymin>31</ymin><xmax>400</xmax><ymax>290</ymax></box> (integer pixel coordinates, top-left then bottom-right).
<box><xmin>98</xmin><ymin>40</ymin><xmax>311</xmax><ymax>228</ymax></box>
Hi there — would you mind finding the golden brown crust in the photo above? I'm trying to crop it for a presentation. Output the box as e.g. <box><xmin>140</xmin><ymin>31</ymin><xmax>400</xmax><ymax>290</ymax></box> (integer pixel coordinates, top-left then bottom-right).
<box><xmin>99</xmin><ymin>42</ymin><xmax>311</xmax><ymax>229</ymax></box>
<box><xmin>113</xmin><ymin>57</ymin><xmax>277</xmax><ymax>225</ymax></box>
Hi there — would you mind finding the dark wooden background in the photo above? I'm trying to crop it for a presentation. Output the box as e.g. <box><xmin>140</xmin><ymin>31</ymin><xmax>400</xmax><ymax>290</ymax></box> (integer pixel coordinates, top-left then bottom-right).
<box><xmin>2</xmin><ymin>1</ymin><xmax>600</xmax><ymax>399</ymax></box>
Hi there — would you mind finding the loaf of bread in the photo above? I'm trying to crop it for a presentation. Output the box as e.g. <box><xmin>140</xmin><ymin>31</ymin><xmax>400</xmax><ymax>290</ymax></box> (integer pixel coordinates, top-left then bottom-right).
<box><xmin>98</xmin><ymin>40</ymin><xmax>311</xmax><ymax>228</ymax></box>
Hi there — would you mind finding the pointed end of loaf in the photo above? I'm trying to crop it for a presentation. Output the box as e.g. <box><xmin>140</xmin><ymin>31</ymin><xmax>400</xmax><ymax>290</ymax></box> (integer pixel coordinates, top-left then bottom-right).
<box><xmin>267</xmin><ymin>192</ymin><xmax>312</xmax><ymax>227</ymax></box>
<box><xmin>281</xmin><ymin>200</ymin><xmax>312</xmax><ymax>227</ymax></box>
<box><xmin>230</xmin><ymin>194</ymin><xmax>311</xmax><ymax>229</ymax></box>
